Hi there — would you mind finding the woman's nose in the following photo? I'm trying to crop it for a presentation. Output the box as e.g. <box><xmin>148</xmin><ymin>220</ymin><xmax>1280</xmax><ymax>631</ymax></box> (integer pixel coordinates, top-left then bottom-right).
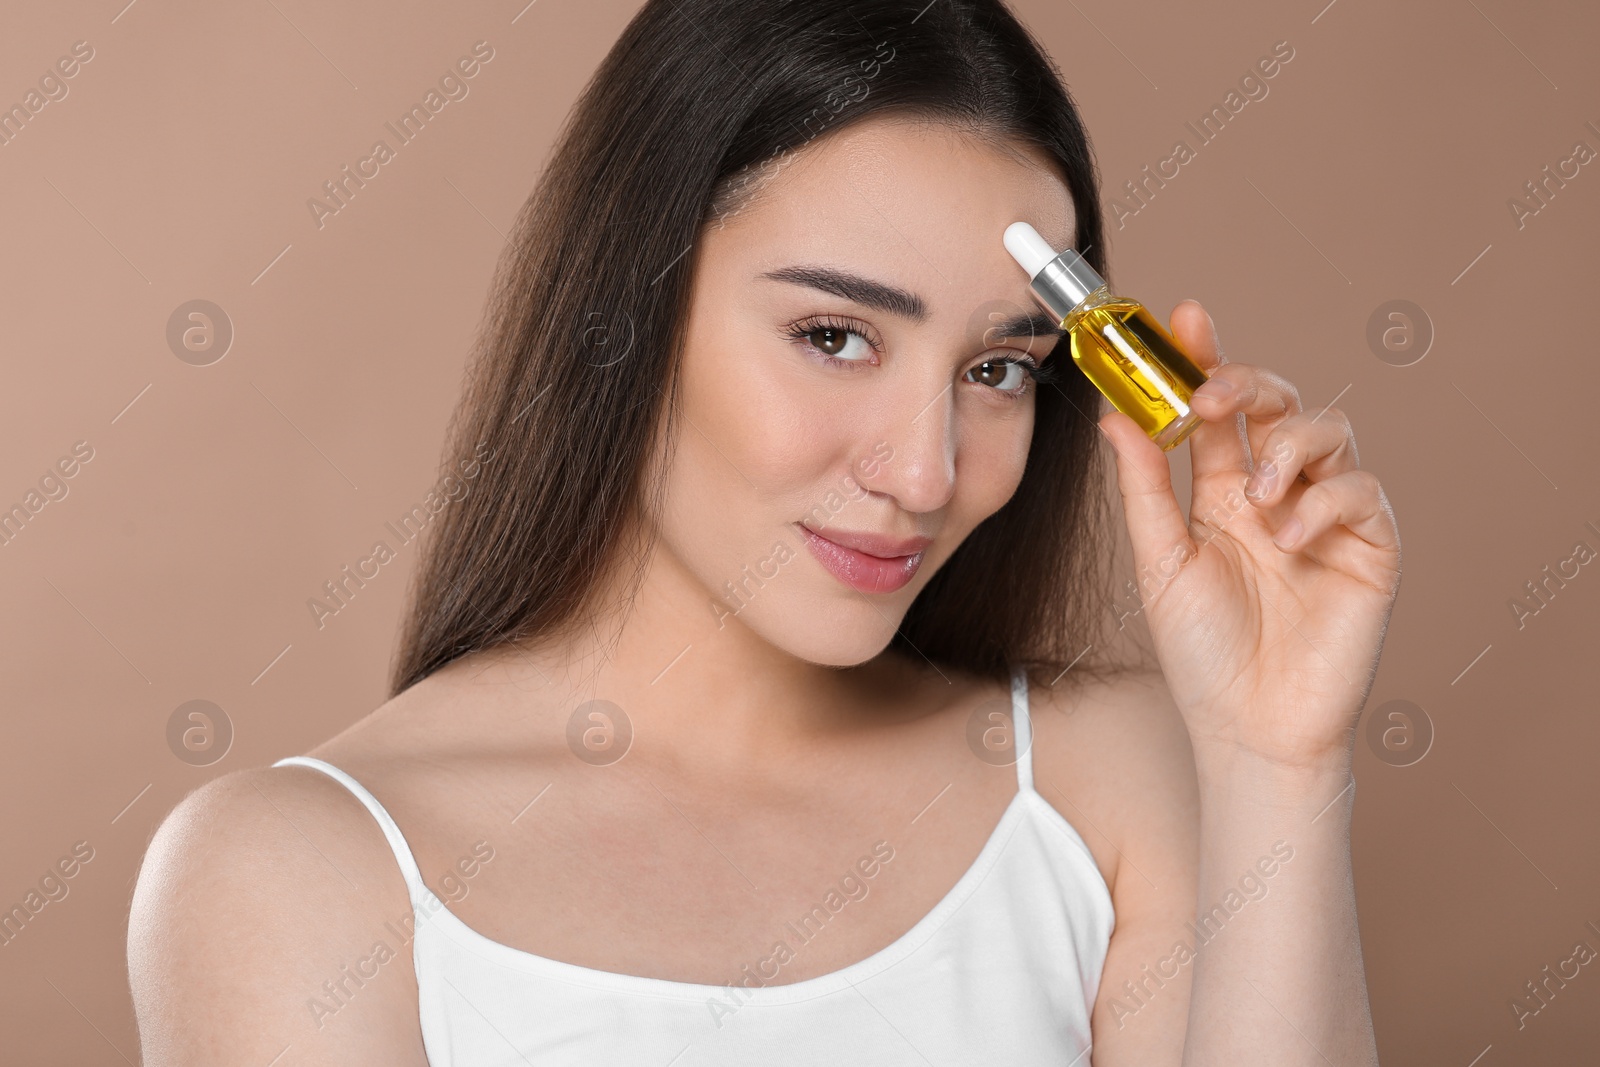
<box><xmin>857</xmin><ymin>378</ymin><xmax>959</xmax><ymax>516</ymax></box>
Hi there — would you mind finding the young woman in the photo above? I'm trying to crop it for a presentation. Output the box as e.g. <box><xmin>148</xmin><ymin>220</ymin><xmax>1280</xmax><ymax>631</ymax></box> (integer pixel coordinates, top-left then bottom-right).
<box><xmin>128</xmin><ymin>0</ymin><xmax>1398</xmax><ymax>1063</ymax></box>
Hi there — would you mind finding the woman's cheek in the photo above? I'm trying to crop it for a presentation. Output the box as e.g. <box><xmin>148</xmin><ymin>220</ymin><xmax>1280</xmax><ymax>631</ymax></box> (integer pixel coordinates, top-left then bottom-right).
<box><xmin>958</xmin><ymin>407</ymin><xmax>1034</xmax><ymax>513</ymax></box>
<box><xmin>745</xmin><ymin>404</ymin><xmax>829</xmax><ymax>486</ymax></box>
<box><xmin>703</xmin><ymin>348</ymin><xmax>849</xmax><ymax>483</ymax></box>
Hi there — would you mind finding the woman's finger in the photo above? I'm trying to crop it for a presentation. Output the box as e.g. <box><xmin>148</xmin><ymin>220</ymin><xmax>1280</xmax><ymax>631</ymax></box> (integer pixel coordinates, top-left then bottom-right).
<box><xmin>1272</xmin><ymin>468</ymin><xmax>1398</xmax><ymax>554</ymax></box>
<box><xmin>1169</xmin><ymin>301</ymin><xmax>1305</xmax><ymax>480</ymax></box>
<box><xmin>1166</xmin><ymin>300</ymin><xmax>1253</xmax><ymax>479</ymax></box>
<box><xmin>1189</xmin><ymin>361</ymin><xmax>1305</xmax><ymax>477</ymax></box>
<box><xmin>1099</xmin><ymin>408</ymin><xmax>1196</xmax><ymax>586</ymax></box>
<box><xmin>1242</xmin><ymin>408</ymin><xmax>1360</xmax><ymax>509</ymax></box>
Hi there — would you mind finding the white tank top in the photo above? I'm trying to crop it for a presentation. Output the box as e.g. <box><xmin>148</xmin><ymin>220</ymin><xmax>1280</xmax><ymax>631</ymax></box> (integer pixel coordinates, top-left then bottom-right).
<box><xmin>274</xmin><ymin>664</ymin><xmax>1115</xmax><ymax>1064</ymax></box>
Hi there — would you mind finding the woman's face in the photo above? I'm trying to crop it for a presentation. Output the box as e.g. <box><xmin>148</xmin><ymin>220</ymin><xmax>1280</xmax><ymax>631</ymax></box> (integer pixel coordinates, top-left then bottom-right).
<box><xmin>649</xmin><ymin>115</ymin><xmax>1077</xmax><ymax>667</ymax></box>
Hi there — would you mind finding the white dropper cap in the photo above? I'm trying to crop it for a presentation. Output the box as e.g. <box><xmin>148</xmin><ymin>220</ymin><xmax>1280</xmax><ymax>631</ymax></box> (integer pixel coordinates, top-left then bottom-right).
<box><xmin>1003</xmin><ymin>220</ymin><xmax>1106</xmax><ymax>319</ymax></box>
<box><xmin>1003</xmin><ymin>221</ymin><xmax>1058</xmax><ymax>278</ymax></box>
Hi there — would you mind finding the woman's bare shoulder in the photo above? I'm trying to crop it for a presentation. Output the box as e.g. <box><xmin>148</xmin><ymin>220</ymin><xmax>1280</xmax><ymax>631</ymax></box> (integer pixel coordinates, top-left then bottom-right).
<box><xmin>1026</xmin><ymin>664</ymin><xmax>1200</xmax><ymax>895</ymax></box>
<box><xmin>128</xmin><ymin>758</ymin><xmax>429</xmax><ymax>1064</ymax></box>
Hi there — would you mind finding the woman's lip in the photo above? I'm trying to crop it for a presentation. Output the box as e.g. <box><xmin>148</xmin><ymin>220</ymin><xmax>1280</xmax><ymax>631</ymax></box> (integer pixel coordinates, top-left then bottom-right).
<box><xmin>797</xmin><ymin>523</ymin><xmax>933</xmax><ymax>558</ymax></box>
<box><xmin>795</xmin><ymin>523</ymin><xmax>926</xmax><ymax>594</ymax></box>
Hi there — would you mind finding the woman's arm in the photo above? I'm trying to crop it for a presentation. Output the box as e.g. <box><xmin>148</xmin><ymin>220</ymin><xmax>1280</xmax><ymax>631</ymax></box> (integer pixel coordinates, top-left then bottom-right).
<box><xmin>1180</xmin><ymin>745</ymin><xmax>1376</xmax><ymax>1065</ymax></box>
<box><xmin>1033</xmin><ymin>669</ymin><xmax>1202</xmax><ymax>1064</ymax></box>
<box><xmin>1083</xmin><ymin>297</ymin><xmax>1399</xmax><ymax>1065</ymax></box>
<box><xmin>1059</xmin><ymin>676</ymin><xmax>1378</xmax><ymax>1067</ymax></box>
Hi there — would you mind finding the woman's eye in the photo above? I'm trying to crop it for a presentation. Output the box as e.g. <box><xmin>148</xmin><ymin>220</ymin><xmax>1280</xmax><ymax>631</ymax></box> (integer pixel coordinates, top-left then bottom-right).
<box><xmin>804</xmin><ymin>326</ymin><xmax>873</xmax><ymax>362</ymax></box>
<box><xmin>966</xmin><ymin>358</ymin><xmax>1031</xmax><ymax>394</ymax></box>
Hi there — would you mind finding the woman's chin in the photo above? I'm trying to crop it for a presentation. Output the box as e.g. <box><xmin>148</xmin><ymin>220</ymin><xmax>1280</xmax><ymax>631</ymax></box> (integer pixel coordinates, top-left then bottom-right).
<box><xmin>747</xmin><ymin>612</ymin><xmax>901</xmax><ymax>669</ymax></box>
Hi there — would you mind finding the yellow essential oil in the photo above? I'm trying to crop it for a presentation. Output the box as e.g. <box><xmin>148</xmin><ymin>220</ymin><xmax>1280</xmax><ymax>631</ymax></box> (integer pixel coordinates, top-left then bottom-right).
<box><xmin>1064</xmin><ymin>293</ymin><xmax>1209</xmax><ymax>450</ymax></box>
<box><xmin>1004</xmin><ymin>221</ymin><xmax>1211</xmax><ymax>452</ymax></box>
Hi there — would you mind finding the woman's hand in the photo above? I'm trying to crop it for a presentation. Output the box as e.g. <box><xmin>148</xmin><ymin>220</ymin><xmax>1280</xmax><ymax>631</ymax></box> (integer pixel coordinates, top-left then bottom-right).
<box><xmin>1098</xmin><ymin>299</ymin><xmax>1401</xmax><ymax>775</ymax></box>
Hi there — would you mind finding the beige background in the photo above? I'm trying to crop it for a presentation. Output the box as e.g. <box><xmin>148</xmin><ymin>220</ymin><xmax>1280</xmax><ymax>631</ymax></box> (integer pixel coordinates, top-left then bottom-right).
<box><xmin>3</xmin><ymin>0</ymin><xmax>1598</xmax><ymax>1062</ymax></box>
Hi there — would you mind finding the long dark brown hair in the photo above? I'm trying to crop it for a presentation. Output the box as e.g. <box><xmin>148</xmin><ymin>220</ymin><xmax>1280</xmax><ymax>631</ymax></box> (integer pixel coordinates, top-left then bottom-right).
<box><xmin>389</xmin><ymin>0</ymin><xmax>1134</xmax><ymax>698</ymax></box>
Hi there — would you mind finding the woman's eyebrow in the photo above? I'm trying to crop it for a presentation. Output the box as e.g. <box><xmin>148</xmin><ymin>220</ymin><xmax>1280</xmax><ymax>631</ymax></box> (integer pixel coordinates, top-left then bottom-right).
<box><xmin>759</xmin><ymin>265</ymin><xmax>1066</xmax><ymax>343</ymax></box>
<box><xmin>983</xmin><ymin>311</ymin><xmax>1067</xmax><ymax>341</ymax></box>
<box><xmin>759</xmin><ymin>265</ymin><xmax>927</xmax><ymax>322</ymax></box>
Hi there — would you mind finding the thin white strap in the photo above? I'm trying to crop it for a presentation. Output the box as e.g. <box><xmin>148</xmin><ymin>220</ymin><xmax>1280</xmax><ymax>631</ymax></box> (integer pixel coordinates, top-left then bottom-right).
<box><xmin>1011</xmin><ymin>664</ymin><xmax>1034</xmax><ymax>793</ymax></box>
<box><xmin>272</xmin><ymin>756</ymin><xmax>432</xmax><ymax>906</ymax></box>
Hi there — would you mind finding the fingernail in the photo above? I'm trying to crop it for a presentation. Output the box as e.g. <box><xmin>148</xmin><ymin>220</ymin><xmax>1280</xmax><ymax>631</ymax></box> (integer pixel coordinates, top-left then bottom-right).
<box><xmin>1273</xmin><ymin>516</ymin><xmax>1303</xmax><ymax>550</ymax></box>
<box><xmin>1194</xmin><ymin>377</ymin><xmax>1235</xmax><ymax>403</ymax></box>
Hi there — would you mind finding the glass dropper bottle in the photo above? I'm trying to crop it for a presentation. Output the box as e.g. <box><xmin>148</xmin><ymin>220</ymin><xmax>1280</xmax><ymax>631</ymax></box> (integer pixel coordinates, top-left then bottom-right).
<box><xmin>1004</xmin><ymin>222</ymin><xmax>1210</xmax><ymax>451</ymax></box>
